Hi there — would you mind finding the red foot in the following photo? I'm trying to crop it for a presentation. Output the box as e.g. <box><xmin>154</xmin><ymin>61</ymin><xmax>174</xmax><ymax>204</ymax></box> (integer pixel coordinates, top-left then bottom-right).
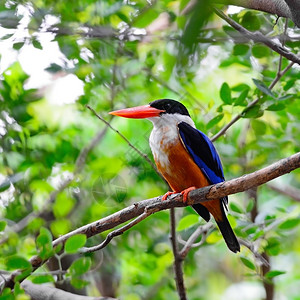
<box><xmin>162</xmin><ymin>187</ymin><xmax>196</xmax><ymax>202</ymax></box>
<box><xmin>180</xmin><ymin>186</ymin><xmax>196</xmax><ymax>203</ymax></box>
<box><xmin>162</xmin><ymin>191</ymin><xmax>177</xmax><ymax>201</ymax></box>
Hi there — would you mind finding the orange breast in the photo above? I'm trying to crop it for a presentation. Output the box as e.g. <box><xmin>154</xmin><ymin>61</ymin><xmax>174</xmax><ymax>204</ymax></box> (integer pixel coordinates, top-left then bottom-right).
<box><xmin>155</xmin><ymin>139</ymin><xmax>209</xmax><ymax>192</ymax></box>
<box><xmin>154</xmin><ymin>138</ymin><xmax>223</xmax><ymax>221</ymax></box>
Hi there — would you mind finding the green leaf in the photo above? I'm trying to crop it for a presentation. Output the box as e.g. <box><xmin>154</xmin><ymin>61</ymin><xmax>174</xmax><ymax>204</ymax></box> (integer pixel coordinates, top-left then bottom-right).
<box><xmin>28</xmin><ymin>218</ymin><xmax>45</xmax><ymax>232</ymax></box>
<box><xmin>32</xmin><ymin>39</ymin><xmax>43</xmax><ymax>50</ymax></box>
<box><xmin>206</xmin><ymin>230</ymin><xmax>222</xmax><ymax>244</ymax></box>
<box><xmin>252</xmin><ymin>44</ymin><xmax>269</xmax><ymax>58</ymax></box>
<box><xmin>265</xmin><ymin>270</ymin><xmax>286</xmax><ymax>279</ymax></box>
<box><xmin>36</xmin><ymin>228</ymin><xmax>53</xmax><ymax>260</ymax></box>
<box><xmin>252</xmin><ymin>78</ymin><xmax>275</xmax><ymax>98</ymax></box>
<box><xmin>15</xmin><ymin>268</ymin><xmax>33</xmax><ymax>283</ymax></box>
<box><xmin>32</xmin><ymin>275</ymin><xmax>55</xmax><ymax>284</ymax></box>
<box><xmin>69</xmin><ymin>257</ymin><xmax>91</xmax><ymax>276</ymax></box>
<box><xmin>50</xmin><ymin>219</ymin><xmax>71</xmax><ymax>238</ymax></box>
<box><xmin>265</xmin><ymin>237</ymin><xmax>281</xmax><ymax>256</ymax></box>
<box><xmin>246</xmin><ymin>199</ymin><xmax>254</xmax><ymax>213</ymax></box>
<box><xmin>1</xmin><ymin>287</ymin><xmax>13</xmax><ymax>298</ymax></box>
<box><xmin>14</xmin><ymin>282</ymin><xmax>25</xmax><ymax>297</ymax></box>
<box><xmin>240</xmin><ymin>256</ymin><xmax>256</xmax><ymax>270</ymax></box>
<box><xmin>252</xmin><ymin>120</ymin><xmax>266</xmax><ymax>135</ymax></box>
<box><xmin>279</xmin><ymin>218</ymin><xmax>300</xmax><ymax>230</ymax></box>
<box><xmin>241</xmin><ymin>12</ymin><xmax>261</xmax><ymax>31</ymax></box>
<box><xmin>233</xmin><ymin>44</ymin><xmax>249</xmax><ymax>56</ymax></box>
<box><xmin>220</xmin><ymin>82</ymin><xmax>232</xmax><ymax>104</ymax></box>
<box><xmin>13</xmin><ymin>42</ymin><xmax>24</xmax><ymax>50</ymax></box>
<box><xmin>65</xmin><ymin>234</ymin><xmax>87</xmax><ymax>254</ymax></box>
<box><xmin>232</xmin><ymin>83</ymin><xmax>250</xmax><ymax>92</ymax></box>
<box><xmin>277</xmin><ymin>94</ymin><xmax>293</xmax><ymax>101</ymax></box>
<box><xmin>70</xmin><ymin>277</ymin><xmax>89</xmax><ymax>289</ymax></box>
<box><xmin>45</xmin><ymin>63</ymin><xmax>63</xmax><ymax>73</ymax></box>
<box><xmin>0</xmin><ymin>180</ymin><xmax>11</xmax><ymax>192</ymax></box>
<box><xmin>133</xmin><ymin>10</ymin><xmax>159</xmax><ymax>28</ymax></box>
<box><xmin>242</xmin><ymin>105</ymin><xmax>263</xmax><ymax>118</ymax></box>
<box><xmin>5</xmin><ymin>256</ymin><xmax>31</xmax><ymax>270</ymax></box>
<box><xmin>266</xmin><ymin>103</ymin><xmax>286</xmax><ymax>111</ymax></box>
<box><xmin>229</xmin><ymin>202</ymin><xmax>243</xmax><ymax>214</ymax></box>
<box><xmin>206</xmin><ymin>114</ymin><xmax>224</xmax><ymax>129</ymax></box>
<box><xmin>223</xmin><ymin>25</ymin><xmax>237</xmax><ymax>38</ymax></box>
<box><xmin>177</xmin><ymin>215</ymin><xmax>199</xmax><ymax>231</ymax></box>
<box><xmin>0</xmin><ymin>221</ymin><xmax>7</xmax><ymax>231</ymax></box>
<box><xmin>53</xmin><ymin>192</ymin><xmax>75</xmax><ymax>218</ymax></box>
<box><xmin>234</xmin><ymin>89</ymin><xmax>249</xmax><ymax>106</ymax></box>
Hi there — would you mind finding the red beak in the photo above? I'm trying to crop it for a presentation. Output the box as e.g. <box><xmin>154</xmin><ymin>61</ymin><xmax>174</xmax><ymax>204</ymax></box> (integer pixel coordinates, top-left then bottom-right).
<box><xmin>109</xmin><ymin>105</ymin><xmax>165</xmax><ymax>119</ymax></box>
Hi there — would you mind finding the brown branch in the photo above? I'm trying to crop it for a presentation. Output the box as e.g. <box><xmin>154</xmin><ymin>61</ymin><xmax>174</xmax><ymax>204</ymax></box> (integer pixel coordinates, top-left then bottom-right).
<box><xmin>262</xmin><ymin>253</ymin><xmax>274</xmax><ymax>300</ymax></box>
<box><xmin>170</xmin><ymin>208</ymin><xmax>187</xmax><ymax>300</ymax></box>
<box><xmin>79</xmin><ymin>206</ymin><xmax>155</xmax><ymax>253</ymax></box>
<box><xmin>267</xmin><ymin>182</ymin><xmax>300</xmax><ymax>202</ymax></box>
<box><xmin>179</xmin><ymin>223</ymin><xmax>213</xmax><ymax>260</ymax></box>
<box><xmin>38</xmin><ymin>24</ymin><xmax>300</xmax><ymax>44</ymax></box>
<box><xmin>213</xmin><ymin>8</ymin><xmax>300</xmax><ymax>64</ymax></box>
<box><xmin>4</xmin><ymin>152</ymin><xmax>300</xmax><ymax>289</ymax></box>
<box><xmin>248</xmin><ymin>183</ymin><xmax>274</xmax><ymax>300</ymax></box>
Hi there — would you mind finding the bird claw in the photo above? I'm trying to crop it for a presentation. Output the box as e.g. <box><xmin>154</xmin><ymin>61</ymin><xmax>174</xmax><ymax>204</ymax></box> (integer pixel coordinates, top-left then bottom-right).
<box><xmin>162</xmin><ymin>187</ymin><xmax>196</xmax><ymax>202</ymax></box>
<box><xmin>180</xmin><ymin>186</ymin><xmax>196</xmax><ymax>203</ymax></box>
<box><xmin>162</xmin><ymin>191</ymin><xmax>176</xmax><ymax>201</ymax></box>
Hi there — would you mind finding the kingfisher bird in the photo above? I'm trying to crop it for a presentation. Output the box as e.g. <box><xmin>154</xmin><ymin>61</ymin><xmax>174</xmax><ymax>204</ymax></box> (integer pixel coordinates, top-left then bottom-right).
<box><xmin>109</xmin><ymin>99</ymin><xmax>240</xmax><ymax>253</ymax></box>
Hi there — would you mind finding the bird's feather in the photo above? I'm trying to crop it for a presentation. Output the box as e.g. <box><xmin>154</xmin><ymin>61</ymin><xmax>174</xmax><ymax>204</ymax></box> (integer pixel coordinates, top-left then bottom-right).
<box><xmin>178</xmin><ymin>122</ymin><xmax>240</xmax><ymax>252</ymax></box>
<box><xmin>178</xmin><ymin>121</ymin><xmax>228</xmax><ymax>205</ymax></box>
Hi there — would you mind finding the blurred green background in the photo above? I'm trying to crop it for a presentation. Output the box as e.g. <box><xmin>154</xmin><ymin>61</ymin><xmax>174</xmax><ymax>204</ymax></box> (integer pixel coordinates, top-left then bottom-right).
<box><xmin>0</xmin><ymin>0</ymin><xmax>300</xmax><ymax>299</ymax></box>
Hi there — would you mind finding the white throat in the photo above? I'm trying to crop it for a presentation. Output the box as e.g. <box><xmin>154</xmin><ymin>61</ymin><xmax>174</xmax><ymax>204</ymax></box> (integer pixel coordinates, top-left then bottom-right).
<box><xmin>148</xmin><ymin>113</ymin><xmax>195</xmax><ymax>169</ymax></box>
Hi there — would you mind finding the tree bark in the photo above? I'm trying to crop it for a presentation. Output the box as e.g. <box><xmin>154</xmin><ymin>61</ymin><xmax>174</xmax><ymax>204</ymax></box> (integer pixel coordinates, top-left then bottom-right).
<box><xmin>183</xmin><ymin>0</ymin><xmax>300</xmax><ymax>27</ymax></box>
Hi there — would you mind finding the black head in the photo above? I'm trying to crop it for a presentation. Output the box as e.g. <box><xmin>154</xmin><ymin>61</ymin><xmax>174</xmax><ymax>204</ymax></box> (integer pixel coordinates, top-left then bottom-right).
<box><xmin>149</xmin><ymin>99</ymin><xmax>190</xmax><ymax>117</ymax></box>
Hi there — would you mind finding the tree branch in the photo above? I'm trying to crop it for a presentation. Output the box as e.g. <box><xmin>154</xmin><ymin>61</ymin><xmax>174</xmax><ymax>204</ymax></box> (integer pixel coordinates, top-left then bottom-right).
<box><xmin>183</xmin><ymin>0</ymin><xmax>300</xmax><ymax>27</ymax></box>
<box><xmin>179</xmin><ymin>224</ymin><xmax>213</xmax><ymax>260</ymax></box>
<box><xmin>79</xmin><ymin>206</ymin><xmax>155</xmax><ymax>254</ymax></box>
<box><xmin>213</xmin><ymin>8</ymin><xmax>300</xmax><ymax>65</ymax></box>
<box><xmin>4</xmin><ymin>152</ymin><xmax>300</xmax><ymax>289</ymax></box>
<box><xmin>21</xmin><ymin>280</ymin><xmax>116</xmax><ymax>300</ymax></box>
<box><xmin>211</xmin><ymin>61</ymin><xmax>294</xmax><ymax>142</ymax></box>
<box><xmin>170</xmin><ymin>208</ymin><xmax>187</xmax><ymax>300</ymax></box>
<box><xmin>267</xmin><ymin>182</ymin><xmax>300</xmax><ymax>202</ymax></box>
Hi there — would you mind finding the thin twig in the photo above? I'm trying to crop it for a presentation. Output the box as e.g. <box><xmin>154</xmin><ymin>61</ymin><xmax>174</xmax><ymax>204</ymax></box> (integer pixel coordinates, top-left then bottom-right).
<box><xmin>79</xmin><ymin>206</ymin><xmax>157</xmax><ymax>253</ymax></box>
<box><xmin>170</xmin><ymin>208</ymin><xmax>187</xmax><ymax>300</ymax></box>
<box><xmin>211</xmin><ymin>61</ymin><xmax>294</xmax><ymax>142</ymax></box>
<box><xmin>86</xmin><ymin>105</ymin><xmax>164</xmax><ymax>180</ymax></box>
<box><xmin>75</xmin><ymin>124</ymin><xmax>110</xmax><ymax>173</ymax></box>
<box><xmin>144</xmin><ymin>69</ymin><xmax>207</xmax><ymax>111</ymax></box>
<box><xmin>179</xmin><ymin>223</ymin><xmax>213</xmax><ymax>259</ymax></box>
<box><xmin>267</xmin><ymin>183</ymin><xmax>300</xmax><ymax>202</ymax></box>
<box><xmin>238</xmin><ymin>238</ymin><xmax>269</xmax><ymax>267</ymax></box>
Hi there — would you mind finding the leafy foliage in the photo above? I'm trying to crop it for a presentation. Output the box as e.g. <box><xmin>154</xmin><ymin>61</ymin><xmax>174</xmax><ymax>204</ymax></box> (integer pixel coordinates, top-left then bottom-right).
<box><xmin>0</xmin><ymin>0</ymin><xmax>299</xmax><ymax>299</ymax></box>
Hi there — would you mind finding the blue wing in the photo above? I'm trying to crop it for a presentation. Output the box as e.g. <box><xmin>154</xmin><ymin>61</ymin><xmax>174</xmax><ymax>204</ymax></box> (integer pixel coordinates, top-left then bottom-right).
<box><xmin>178</xmin><ymin>121</ymin><xmax>227</xmax><ymax>204</ymax></box>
